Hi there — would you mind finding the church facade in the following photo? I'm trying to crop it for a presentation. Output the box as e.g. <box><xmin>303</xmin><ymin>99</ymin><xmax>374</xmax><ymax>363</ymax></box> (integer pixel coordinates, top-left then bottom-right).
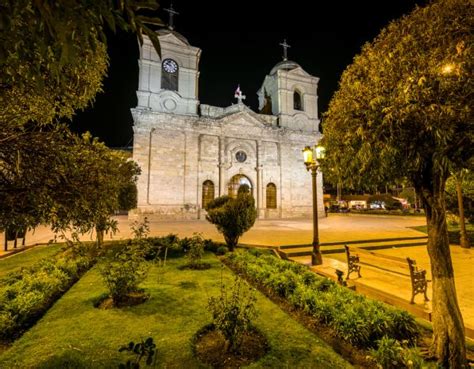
<box><xmin>131</xmin><ymin>30</ymin><xmax>324</xmax><ymax>220</ymax></box>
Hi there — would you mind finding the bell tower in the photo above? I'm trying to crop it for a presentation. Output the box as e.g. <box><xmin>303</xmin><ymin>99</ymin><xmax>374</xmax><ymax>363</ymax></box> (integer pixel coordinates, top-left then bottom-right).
<box><xmin>136</xmin><ymin>24</ymin><xmax>201</xmax><ymax>116</ymax></box>
<box><xmin>257</xmin><ymin>40</ymin><xmax>320</xmax><ymax>132</ymax></box>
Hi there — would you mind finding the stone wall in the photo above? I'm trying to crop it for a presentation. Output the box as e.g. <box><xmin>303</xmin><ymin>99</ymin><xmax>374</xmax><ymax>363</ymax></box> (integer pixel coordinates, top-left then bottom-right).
<box><xmin>131</xmin><ymin>104</ymin><xmax>324</xmax><ymax>220</ymax></box>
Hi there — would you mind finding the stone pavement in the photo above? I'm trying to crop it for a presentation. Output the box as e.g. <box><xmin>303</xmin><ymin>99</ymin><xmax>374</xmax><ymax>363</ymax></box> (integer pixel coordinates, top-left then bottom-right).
<box><xmin>1</xmin><ymin>213</ymin><xmax>428</xmax><ymax>255</ymax></box>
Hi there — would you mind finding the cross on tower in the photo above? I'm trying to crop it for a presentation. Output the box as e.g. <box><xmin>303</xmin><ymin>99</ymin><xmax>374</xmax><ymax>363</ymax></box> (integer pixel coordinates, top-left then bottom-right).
<box><xmin>234</xmin><ymin>85</ymin><xmax>246</xmax><ymax>104</ymax></box>
<box><xmin>279</xmin><ymin>39</ymin><xmax>291</xmax><ymax>61</ymax></box>
<box><xmin>164</xmin><ymin>3</ymin><xmax>179</xmax><ymax>30</ymax></box>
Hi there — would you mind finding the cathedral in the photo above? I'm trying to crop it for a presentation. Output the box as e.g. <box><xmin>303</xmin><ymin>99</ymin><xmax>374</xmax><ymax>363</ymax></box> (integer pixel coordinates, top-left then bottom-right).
<box><xmin>131</xmin><ymin>28</ymin><xmax>324</xmax><ymax>220</ymax></box>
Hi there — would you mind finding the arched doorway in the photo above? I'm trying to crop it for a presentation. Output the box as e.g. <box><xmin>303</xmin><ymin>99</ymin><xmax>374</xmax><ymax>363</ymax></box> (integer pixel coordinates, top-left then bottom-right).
<box><xmin>228</xmin><ymin>174</ymin><xmax>252</xmax><ymax>198</ymax></box>
<box><xmin>202</xmin><ymin>180</ymin><xmax>215</xmax><ymax>209</ymax></box>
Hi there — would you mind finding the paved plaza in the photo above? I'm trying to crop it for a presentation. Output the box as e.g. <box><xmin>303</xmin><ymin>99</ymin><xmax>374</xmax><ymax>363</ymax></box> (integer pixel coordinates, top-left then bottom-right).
<box><xmin>1</xmin><ymin>213</ymin><xmax>428</xmax><ymax>249</ymax></box>
<box><xmin>1</xmin><ymin>214</ymin><xmax>473</xmax><ymax>338</ymax></box>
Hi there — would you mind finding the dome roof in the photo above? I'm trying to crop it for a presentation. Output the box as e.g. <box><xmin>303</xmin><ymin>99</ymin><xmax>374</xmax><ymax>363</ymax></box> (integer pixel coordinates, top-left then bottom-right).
<box><xmin>156</xmin><ymin>29</ymin><xmax>190</xmax><ymax>46</ymax></box>
<box><xmin>270</xmin><ymin>59</ymin><xmax>301</xmax><ymax>75</ymax></box>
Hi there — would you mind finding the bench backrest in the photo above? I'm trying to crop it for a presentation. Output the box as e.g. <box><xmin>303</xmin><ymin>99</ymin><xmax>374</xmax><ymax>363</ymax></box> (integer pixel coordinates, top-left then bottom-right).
<box><xmin>348</xmin><ymin>245</ymin><xmax>410</xmax><ymax>276</ymax></box>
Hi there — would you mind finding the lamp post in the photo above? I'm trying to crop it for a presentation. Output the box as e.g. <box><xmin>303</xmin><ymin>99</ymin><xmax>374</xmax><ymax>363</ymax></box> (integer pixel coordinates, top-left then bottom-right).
<box><xmin>303</xmin><ymin>144</ymin><xmax>325</xmax><ymax>266</ymax></box>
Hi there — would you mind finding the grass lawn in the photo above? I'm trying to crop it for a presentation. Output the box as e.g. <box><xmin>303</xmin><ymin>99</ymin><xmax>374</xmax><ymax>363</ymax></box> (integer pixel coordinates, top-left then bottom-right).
<box><xmin>0</xmin><ymin>244</ymin><xmax>63</xmax><ymax>278</ymax></box>
<box><xmin>411</xmin><ymin>223</ymin><xmax>474</xmax><ymax>245</ymax></box>
<box><xmin>0</xmin><ymin>253</ymin><xmax>352</xmax><ymax>369</ymax></box>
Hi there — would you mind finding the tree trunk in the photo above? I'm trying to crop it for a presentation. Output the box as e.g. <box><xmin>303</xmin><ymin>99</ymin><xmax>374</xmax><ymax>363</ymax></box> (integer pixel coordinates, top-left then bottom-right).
<box><xmin>96</xmin><ymin>226</ymin><xmax>104</xmax><ymax>247</ymax></box>
<box><xmin>224</xmin><ymin>235</ymin><xmax>238</xmax><ymax>252</ymax></box>
<box><xmin>455</xmin><ymin>177</ymin><xmax>470</xmax><ymax>249</ymax></box>
<box><xmin>418</xmin><ymin>177</ymin><xmax>467</xmax><ymax>368</ymax></box>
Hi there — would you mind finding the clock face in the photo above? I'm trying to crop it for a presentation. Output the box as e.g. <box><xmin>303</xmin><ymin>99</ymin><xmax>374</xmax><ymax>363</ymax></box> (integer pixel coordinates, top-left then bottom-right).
<box><xmin>162</xmin><ymin>59</ymin><xmax>178</xmax><ymax>74</ymax></box>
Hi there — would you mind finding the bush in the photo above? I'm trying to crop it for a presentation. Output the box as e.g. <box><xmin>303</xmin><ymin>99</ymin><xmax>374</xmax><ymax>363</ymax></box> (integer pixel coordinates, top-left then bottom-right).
<box><xmin>185</xmin><ymin>233</ymin><xmax>206</xmax><ymax>268</ymax></box>
<box><xmin>208</xmin><ymin>276</ymin><xmax>258</xmax><ymax>352</ymax></box>
<box><xmin>225</xmin><ymin>250</ymin><xmax>420</xmax><ymax>349</ymax></box>
<box><xmin>446</xmin><ymin>212</ymin><xmax>460</xmax><ymax>226</ymax></box>
<box><xmin>205</xmin><ymin>188</ymin><xmax>257</xmax><ymax>251</ymax></box>
<box><xmin>370</xmin><ymin>336</ymin><xmax>434</xmax><ymax>369</ymax></box>
<box><xmin>216</xmin><ymin>246</ymin><xmax>229</xmax><ymax>255</ymax></box>
<box><xmin>145</xmin><ymin>234</ymin><xmax>181</xmax><ymax>260</ymax></box>
<box><xmin>100</xmin><ymin>245</ymin><xmax>149</xmax><ymax>304</ymax></box>
<box><xmin>0</xmin><ymin>244</ymin><xmax>96</xmax><ymax>341</ymax></box>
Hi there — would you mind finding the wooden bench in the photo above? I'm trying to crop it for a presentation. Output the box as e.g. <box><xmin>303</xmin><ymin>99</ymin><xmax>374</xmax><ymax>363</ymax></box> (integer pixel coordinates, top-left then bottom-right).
<box><xmin>344</xmin><ymin>245</ymin><xmax>429</xmax><ymax>304</ymax></box>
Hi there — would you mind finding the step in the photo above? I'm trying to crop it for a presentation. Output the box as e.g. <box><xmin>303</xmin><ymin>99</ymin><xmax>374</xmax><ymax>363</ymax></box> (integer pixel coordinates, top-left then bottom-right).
<box><xmin>279</xmin><ymin>236</ymin><xmax>428</xmax><ymax>250</ymax></box>
<box><xmin>280</xmin><ymin>241</ymin><xmax>428</xmax><ymax>258</ymax></box>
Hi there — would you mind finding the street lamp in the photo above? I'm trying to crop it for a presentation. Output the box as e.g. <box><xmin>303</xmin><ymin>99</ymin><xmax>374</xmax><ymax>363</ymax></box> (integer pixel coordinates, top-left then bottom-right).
<box><xmin>303</xmin><ymin>144</ymin><xmax>326</xmax><ymax>266</ymax></box>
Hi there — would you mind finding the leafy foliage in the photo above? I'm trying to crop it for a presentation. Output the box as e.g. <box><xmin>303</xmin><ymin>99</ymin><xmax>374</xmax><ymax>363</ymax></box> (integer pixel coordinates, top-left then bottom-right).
<box><xmin>445</xmin><ymin>171</ymin><xmax>474</xmax><ymax>222</ymax></box>
<box><xmin>321</xmin><ymin>0</ymin><xmax>472</xmax><ymax>190</ymax></box>
<box><xmin>208</xmin><ymin>276</ymin><xmax>258</xmax><ymax>352</ymax></box>
<box><xmin>185</xmin><ymin>233</ymin><xmax>206</xmax><ymax>268</ymax></box>
<box><xmin>205</xmin><ymin>189</ymin><xmax>257</xmax><ymax>251</ymax></box>
<box><xmin>226</xmin><ymin>251</ymin><xmax>419</xmax><ymax>349</ymax></box>
<box><xmin>0</xmin><ymin>243</ymin><xmax>96</xmax><ymax>341</ymax></box>
<box><xmin>0</xmin><ymin>127</ymin><xmax>140</xmax><ymax>245</ymax></box>
<box><xmin>49</xmin><ymin>133</ymin><xmax>141</xmax><ymax>245</ymax></box>
<box><xmin>118</xmin><ymin>337</ymin><xmax>157</xmax><ymax>369</ymax></box>
<box><xmin>0</xmin><ymin>0</ymin><xmax>163</xmax><ymax>127</ymax></box>
<box><xmin>370</xmin><ymin>336</ymin><xmax>436</xmax><ymax>369</ymax></box>
<box><xmin>0</xmin><ymin>0</ymin><xmax>158</xmax><ymax>243</ymax></box>
<box><xmin>100</xmin><ymin>244</ymin><xmax>149</xmax><ymax>304</ymax></box>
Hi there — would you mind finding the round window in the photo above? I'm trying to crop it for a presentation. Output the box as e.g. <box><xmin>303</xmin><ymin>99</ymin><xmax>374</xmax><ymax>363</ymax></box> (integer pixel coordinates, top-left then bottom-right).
<box><xmin>235</xmin><ymin>151</ymin><xmax>247</xmax><ymax>163</ymax></box>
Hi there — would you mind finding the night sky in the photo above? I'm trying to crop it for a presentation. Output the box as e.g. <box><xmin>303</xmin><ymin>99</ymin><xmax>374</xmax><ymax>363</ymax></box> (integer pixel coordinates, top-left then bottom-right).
<box><xmin>72</xmin><ymin>1</ymin><xmax>429</xmax><ymax>147</ymax></box>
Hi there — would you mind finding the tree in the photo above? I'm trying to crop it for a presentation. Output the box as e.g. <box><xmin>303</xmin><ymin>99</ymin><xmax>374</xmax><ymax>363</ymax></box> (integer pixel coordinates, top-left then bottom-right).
<box><xmin>321</xmin><ymin>0</ymin><xmax>472</xmax><ymax>367</ymax></box>
<box><xmin>0</xmin><ymin>1</ymin><xmax>160</xmax><ymax>243</ymax></box>
<box><xmin>205</xmin><ymin>187</ymin><xmax>257</xmax><ymax>251</ymax></box>
<box><xmin>0</xmin><ymin>0</ymin><xmax>163</xmax><ymax>127</ymax></box>
<box><xmin>49</xmin><ymin>133</ymin><xmax>141</xmax><ymax>245</ymax></box>
<box><xmin>446</xmin><ymin>170</ymin><xmax>473</xmax><ymax>248</ymax></box>
<box><xmin>0</xmin><ymin>126</ymin><xmax>140</xmax><ymax>246</ymax></box>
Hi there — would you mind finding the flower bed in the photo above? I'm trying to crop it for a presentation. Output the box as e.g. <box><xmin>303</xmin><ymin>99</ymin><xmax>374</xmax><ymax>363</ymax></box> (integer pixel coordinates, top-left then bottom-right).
<box><xmin>0</xmin><ymin>243</ymin><xmax>96</xmax><ymax>341</ymax></box>
<box><xmin>225</xmin><ymin>251</ymin><xmax>419</xmax><ymax>349</ymax></box>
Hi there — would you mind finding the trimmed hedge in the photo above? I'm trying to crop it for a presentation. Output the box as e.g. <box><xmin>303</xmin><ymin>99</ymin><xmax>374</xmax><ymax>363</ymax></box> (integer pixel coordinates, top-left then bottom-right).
<box><xmin>349</xmin><ymin>209</ymin><xmax>424</xmax><ymax>216</ymax></box>
<box><xmin>226</xmin><ymin>251</ymin><xmax>419</xmax><ymax>349</ymax></box>
<box><xmin>0</xmin><ymin>243</ymin><xmax>96</xmax><ymax>341</ymax></box>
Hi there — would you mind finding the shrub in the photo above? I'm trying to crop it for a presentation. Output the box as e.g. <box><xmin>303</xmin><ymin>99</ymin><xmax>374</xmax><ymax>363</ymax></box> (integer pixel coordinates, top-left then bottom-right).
<box><xmin>205</xmin><ymin>188</ymin><xmax>257</xmax><ymax>251</ymax></box>
<box><xmin>247</xmin><ymin>248</ymin><xmax>263</xmax><ymax>257</ymax></box>
<box><xmin>370</xmin><ymin>336</ymin><xmax>434</xmax><ymax>369</ymax></box>
<box><xmin>216</xmin><ymin>246</ymin><xmax>229</xmax><ymax>255</ymax></box>
<box><xmin>225</xmin><ymin>250</ymin><xmax>420</xmax><ymax>349</ymax></box>
<box><xmin>185</xmin><ymin>233</ymin><xmax>205</xmax><ymax>268</ymax></box>
<box><xmin>100</xmin><ymin>245</ymin><xmax>149</xmax><ymax>304</ymax></box>
<box><xmin>446</xmin><ymin>212</ymin><xmax>460</xmax><ymax>226</ymax></box>
<box><xmin>370</xmin><ymin>336</ymin><xmax>404</xmax><ymax>369</ymax></box>
<box><xmin>208</xmin><ymin>276</ymin><xmax>258</xmax><ymax>352</ymax></box>
<box><xmin>0</xmin><ymin>244</ymin><xmax>96</xmax><ymax>341</ymax></box>
<box><xmin>145</xmin><ymin>234</ymin><xmax>181</xmax><ymax>260</ymax></box>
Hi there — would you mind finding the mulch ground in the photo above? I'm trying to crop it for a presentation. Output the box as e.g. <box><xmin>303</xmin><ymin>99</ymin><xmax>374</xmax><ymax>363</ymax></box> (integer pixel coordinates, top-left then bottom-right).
<box><xmin>95</xmin><ymin>291</ymin><xmax>149</xmax><ymax>309</ymax></box>
<box><xmin>193</xmin><ymin>324</ymin><xmax>268</xmax><ymax>369</ymax></box>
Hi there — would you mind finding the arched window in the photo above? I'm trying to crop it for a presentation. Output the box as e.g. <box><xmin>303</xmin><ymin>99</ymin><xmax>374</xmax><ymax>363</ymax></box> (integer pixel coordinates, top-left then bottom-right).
<box><xmin>202</xmin><ymin>180</ymin><xmax>215</xmax><ymax>209</ymax></box>
<box><xmin>228</xmin><ymin>174</ymin><xmax>252</xmax><ymax>198</ymax></box>
<box><xmin>266</xmin><ymin>183</ymin><xmax>277</xmax><ymax>209</ymax></box>
<box><xmin>293</xmin><ymin>90</ymin><xmax>303</xmax><ymax>111</ymax></box>
<box><xmin>161</xmin><ymin>58</ymin><xmax>179</xmax><ymax>91</ymax></box>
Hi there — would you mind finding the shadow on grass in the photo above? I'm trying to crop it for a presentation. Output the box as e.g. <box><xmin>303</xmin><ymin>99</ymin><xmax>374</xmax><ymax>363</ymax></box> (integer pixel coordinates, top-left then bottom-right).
<box><xmin>35</xmin><ymin>350</ymin><xmax>101</xmax><ymax>369</ymax></box>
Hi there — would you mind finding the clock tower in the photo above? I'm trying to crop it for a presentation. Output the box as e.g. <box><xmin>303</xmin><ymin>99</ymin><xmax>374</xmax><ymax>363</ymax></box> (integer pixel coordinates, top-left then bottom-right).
<box><xmin>136</xmin><ymin>29</ymin><xmax>201</xmax><ymax>116</ymax></box>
